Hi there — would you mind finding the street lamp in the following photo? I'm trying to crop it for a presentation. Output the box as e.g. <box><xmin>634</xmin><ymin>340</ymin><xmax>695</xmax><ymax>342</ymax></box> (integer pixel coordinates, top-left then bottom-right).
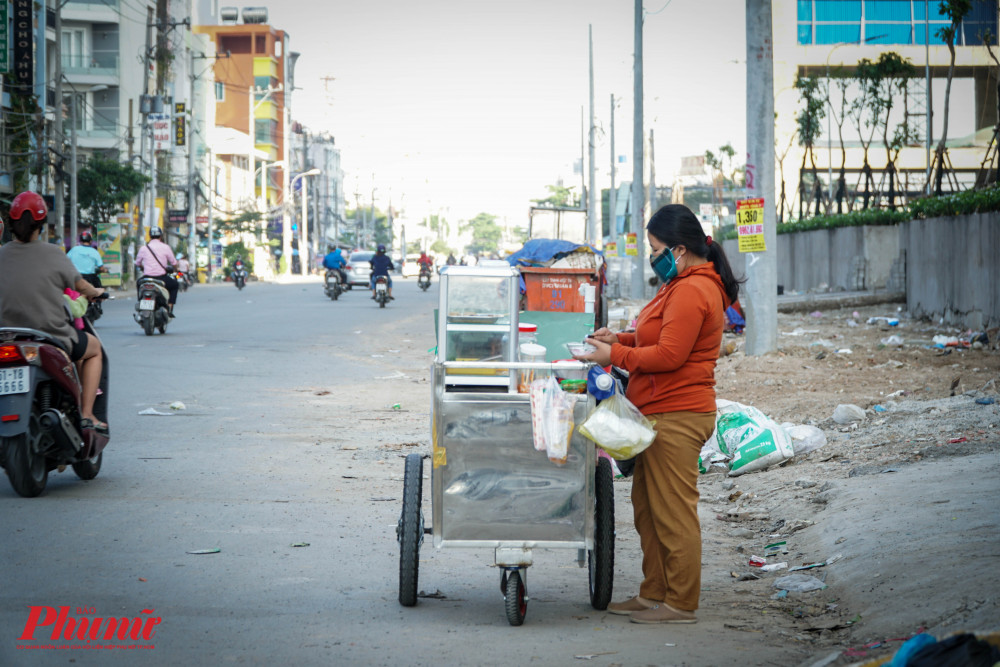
<box><xmin>291</xmin><ymin>168</ymin><xmax>321</xmax><ymax>275</ymax></box>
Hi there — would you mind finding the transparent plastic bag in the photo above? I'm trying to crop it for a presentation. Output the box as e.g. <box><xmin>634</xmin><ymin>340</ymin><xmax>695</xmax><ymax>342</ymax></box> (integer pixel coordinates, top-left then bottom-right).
<box><xmin>578</xmin><ymin>391</ymin><xmax>656</xmax><ymax>460</ymax></box>
<box><xmin>528</xmin><ymin>376</ymin><xmax>575</xmax><ymax>465</ymax></box>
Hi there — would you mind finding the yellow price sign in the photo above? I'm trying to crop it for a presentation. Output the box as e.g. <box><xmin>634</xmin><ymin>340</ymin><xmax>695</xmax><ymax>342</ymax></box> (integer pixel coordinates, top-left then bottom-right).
<box><xmin>736</xmin><ymin>198</ymin><xmax>766</xmax><ymax>253</ymax></box>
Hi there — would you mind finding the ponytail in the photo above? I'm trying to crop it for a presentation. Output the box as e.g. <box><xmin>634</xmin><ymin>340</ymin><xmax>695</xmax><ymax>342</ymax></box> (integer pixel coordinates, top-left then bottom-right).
<box><xmin>706</xmin><ymin>240</ymin><xmax>743</xmax><ymax>306</ymax></box>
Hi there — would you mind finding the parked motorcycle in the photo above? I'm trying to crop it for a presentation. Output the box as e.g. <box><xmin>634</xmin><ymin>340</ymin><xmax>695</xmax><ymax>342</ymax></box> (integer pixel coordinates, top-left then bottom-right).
<box><xmin>0</xmin><ymin>320</ymin><xmax>110</xmax><ymax>497</ymax></box>
<box><xmin>134</xmin><ymin>276</ymin><xmax>171</xmax><ymax>336</ymax></box>
<box><xmin>374</xmin><ymin>276</ymin><xmax>390</xmax><ymax>308</ymax></box>
<box><xmin>232</xmin><ymin>261</ymin><xmax>247</xmax><ymax>291</ymax></box>
<box><xmin>417</xmin><ymin>266</ymin><xmax>432</xmax><ymax>291</ymax></box>
<box><xmin>324</xmin><ymin>269</ymin><xmax>345</xmax><ymax>300</ymax></box>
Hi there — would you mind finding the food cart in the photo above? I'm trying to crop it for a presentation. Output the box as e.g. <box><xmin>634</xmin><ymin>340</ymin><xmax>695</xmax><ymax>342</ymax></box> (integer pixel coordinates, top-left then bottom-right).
<box><xmin>396</xmin><ymin>265</ymin><xmax>615</xmax><ymax>626</ymax></box>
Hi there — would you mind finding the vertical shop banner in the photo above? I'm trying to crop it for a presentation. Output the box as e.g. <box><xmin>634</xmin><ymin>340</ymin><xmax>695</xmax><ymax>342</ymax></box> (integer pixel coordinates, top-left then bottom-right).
<box><xmin>96</xmin><ymin>221</ymin><xmax>124</xmax><ymax>287</ymax></box>
<box><xmin>624</xmin><ymin>233</ymin><xmax>638</xmax><ymax>256</ymax></box>
<box><xmin>0</xmin><ymin>2</ymin><xmax>9</xmax><ymax>73</ymax></box>
<box><xmin>12</xmin><ymin>0</ymin><xmax>33</xmax><ymax>88</ymax></box>
<box><xmin>174</xmin><ymin>103</ymin><xmax>186</xmax><ymax>146</ymax></box>
<box><xmin>150</xmin><ymin>113</ymin><xmax>172</xmax><ymax>151</ymax></box>
<box><xmin>736</xmin><ymin>198</ymin><xmax>766</xmax><ymax>253</ymax></box>
<box><xmin>604</xmin><ymin>241</ymin><xmax>617</xmax><ymax>257</ymax></box>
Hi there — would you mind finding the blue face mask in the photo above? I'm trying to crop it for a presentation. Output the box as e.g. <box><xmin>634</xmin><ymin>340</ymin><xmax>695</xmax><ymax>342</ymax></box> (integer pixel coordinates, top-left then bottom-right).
<box><xmin>650</xmin><ymin>246</ymin><xmax>678</xmax><ymax>284</ymax></box>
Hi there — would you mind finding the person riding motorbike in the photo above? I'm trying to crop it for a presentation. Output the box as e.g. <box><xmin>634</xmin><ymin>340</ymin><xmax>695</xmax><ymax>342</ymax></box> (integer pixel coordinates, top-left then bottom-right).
<box><xmin>322</xmin><ymin>246</ymin><xmax>347</xmax><ymax>285</ymax></box>
<box><xmin>446</xmin><ymin>253</ymin><xmax>457</xmax><ymax>266</ymax></box>
<box><xmin>67</xmin><ymin>230</ymin><xmax>106</xmax><ymax>289</ymax></box>
<box><xmin>417</xmin><ymin>251</ymin><xmax>434</xmax><ymax>273</ymax></box>
<box><xmin>369</xmin><ymin>244</ymin><xmax>395</xmax><ymax>300</ymax></box>
<box><xmin>134</xmin><ymin>226</ymin><xmax>179</xmax><ymax>318</ymax></box>
<box><xmin>0</xmin><ymin>192</ymin><xmax>107</xmax><ymax>432</ymax></box>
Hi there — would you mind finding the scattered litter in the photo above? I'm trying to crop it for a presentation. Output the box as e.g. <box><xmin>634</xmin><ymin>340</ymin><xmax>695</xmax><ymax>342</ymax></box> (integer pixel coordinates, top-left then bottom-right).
<box><xmin>810</xmin><ymin>339</ymin><xmax>836</xmax><ymax>348</ymax></box>
<box><xmin>867</xmin><ymin>316</ymin><xmax>899</xmax><ymax>326</ymax></box>
<box><xmin>169</xmin><ymin>401</ymin><xmax>186</xmax><ymax>411</ymax></box>
<box><xmin>665</xmin><ymin>643</ymin><xmax>676</xmax><ymax>647</ymax></box>
<box><xmin>873</xmin><ymin>405</ymin><xmax>887</xmax><ymax>413</ymax></box>
<box><xmin>764</xmin><ymin>541</ymin><xmax>788</xmax><ymax>556</ymax></box>
<box><xmin>880</xmin><ymin>335</ymin><xmax>904</xmax><ymax>346</ymax></box>
<box><xmin>781</xmin><ymin>328</ymin><xmax>820</xmax><ymax>336</ymax></box>
<box><xmin>341</xmin><ymin>445</ymin><xmax>359</xmax><ymax>450</ymax></box>
<box><xmin>417</xmin><ymin>590</ymin><xmax>447</xmax><ymax>599</ymax></box>
<box><xmin>771</xmin><ymin>589</ymin><xmax>788</xmax><ymax>599</ymax></box>
<box><xmin>392</xmin><ymin>403</ymin><xmax>402</xmax><ymax>410</ymax></box>
<box><xmin>832</xmin><ymin>404</ymin><xmax>866</xmax><ymax>424</ymax></box>
<box><xmin>369</xmin><ymin>497</ymin><xmax>396</xmax><ymax>502</ymax></box>
<box><xmin>809</xmin><ymin>311</ymin><xmax>824</xmax><ymax>318</ymax></box>
<box><xmin>947</xmin><ymin>436</ymin><xmax>968</xmax><ymax>444</ymax></box>
<box><xmin>789</xmin><ymin>554</ymin><xmax>842</xmax><ymax>571</ymax></box>
<box><xmin>847</xmin><ymin>319</ymin><xmax>859</xmax><ymax>327</ymax></box>
<box><xmin>703</xmin><ymin>399</ymin><xmax>795</xmax><ymax>477</ymax></box>
<box><xmin>138</xmin><ymin>577</ymin><xmax>147</xmax><ymax>582</ymax></box>
<box><xmin>835</xmin><ymin>348</ymin><xmax>853</xmax><ymax>354</ymax></box>
<box><xmin>761</xmin><ymin>562</ymin><xmax>788</xmax><ymax>572</ymax></box>
<box><xmin>574</xmin><ymin>652</ymin><xmax>618</xmax><ymax>660</ymax></box>
<box><xmin>186</xmin><ymin>548</ymin><xmax>221</xmax><ymax>555</ymax></box>
<box><xmin>773</xmin><ymin>574</ymin><xmax>827</xmax><ymax>592</ymax></box>
<box><xmin>749</xmin><ymin>556</ymin><xmax>767</xmax><ymax>567</ymax></box>
<box><xmin>138</xmin><ymin>408</ymin><xmax>174</xmax><ymax>416</ymax></box>
<box><xmin>737</xmin><ymin>572</ymin><xmax>761</xmax><ymax>581</ymax></box>
<box><xmin>290</xmin><ymin>542</ymin><xmax>310</xmax><ymax>547</ymax></box>
<box><xmin>975</xmin><ymin>397</ymin><xmax>996</xmax><ymax>405</ymax></box>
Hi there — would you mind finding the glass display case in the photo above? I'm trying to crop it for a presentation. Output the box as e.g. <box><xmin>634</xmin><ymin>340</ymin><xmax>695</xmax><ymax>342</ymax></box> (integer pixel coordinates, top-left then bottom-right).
<box><xmin>437</xmin><ymin>265</ymin><xmax>520</xmax><ymax>390</ymax></box>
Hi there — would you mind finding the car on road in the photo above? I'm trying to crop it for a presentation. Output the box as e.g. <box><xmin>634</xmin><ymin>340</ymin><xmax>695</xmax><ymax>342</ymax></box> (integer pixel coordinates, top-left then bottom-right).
<box><xmin>401</xmin><ymin>254</ymin><xmax>423</xmax><ymax>278</ymax></box>
<box><xmin>345</xmin><ymin>251</ymin><xmax>374</xmax><ymax>286</ymax></box>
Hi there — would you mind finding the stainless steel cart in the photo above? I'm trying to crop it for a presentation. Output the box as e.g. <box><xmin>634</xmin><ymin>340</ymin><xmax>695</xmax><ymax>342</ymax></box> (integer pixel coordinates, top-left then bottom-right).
<box><xmin>396</xmin><ymin>266</ymin><xmax>615</xmax><ymax>626</ymax></box>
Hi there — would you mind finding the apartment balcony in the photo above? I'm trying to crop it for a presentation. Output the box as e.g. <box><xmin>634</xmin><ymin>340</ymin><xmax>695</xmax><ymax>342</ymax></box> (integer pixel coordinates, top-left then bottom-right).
<box><xmin>63</xmin><ymin>0</ymin><xmax>120</xmax><ymax>23</ymax></box>
<box><xmin>63</xmin><ymin>53</ymin><xmax>118</xmax><ymax>86</ymax></box>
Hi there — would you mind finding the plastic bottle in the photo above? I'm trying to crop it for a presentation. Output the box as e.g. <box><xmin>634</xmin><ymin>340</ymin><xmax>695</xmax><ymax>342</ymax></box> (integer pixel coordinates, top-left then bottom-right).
<box><xmin>518</xmin><ymin>342</ymin><xmax>546</xmax><ymax>393</ymax></box>
<box><xmin>587</xmin><ymin>366</ymin><xmax>615</xmax><ymax>400</ymax></box>
<box><xmin>518</xmin><ymin>322</ymin><xmax>538</xmax><ymax>347</ymax></box>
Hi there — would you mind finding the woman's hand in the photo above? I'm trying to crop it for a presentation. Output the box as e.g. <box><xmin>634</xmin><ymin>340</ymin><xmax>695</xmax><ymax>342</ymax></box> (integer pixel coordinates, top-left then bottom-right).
<box><xmin>587</xmin><ymin>327</ymin><xmax>619</xmax><ymax>345</ymax></box>
<box><xmin>573</xmin><ymin>337</ymin><xmax>613</xmax><ymax>367</ymax></box>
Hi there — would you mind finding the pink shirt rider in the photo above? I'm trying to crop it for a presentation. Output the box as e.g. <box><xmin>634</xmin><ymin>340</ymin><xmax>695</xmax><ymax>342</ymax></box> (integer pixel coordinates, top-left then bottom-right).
<box><xmin>135</xmin><ymin>239</ymin><xmax>177</xmax><ymax>277</ymax></box>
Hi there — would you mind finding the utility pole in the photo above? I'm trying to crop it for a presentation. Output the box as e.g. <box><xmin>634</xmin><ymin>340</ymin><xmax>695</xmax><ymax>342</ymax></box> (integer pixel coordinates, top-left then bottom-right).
<box><xmin>188</xmin><ymin>47</ymin><xmax>198</xmax><ymax>276</ymax></box>
<box><xmin>579</xmin><ymin>106</ymin><xmax>585</xmax><ymax>208</ymax></box>
<box><xmin>648</xmin><ymin>129</ymin><xmax>657</xmax><ymax>213</ymax></box>
<box><xmin>745</xmin><ymin>0</ymin><xmax>778</xmax><ymax>355</ymax></box>
<box><xmin>54</xmin><ymin>3</ymin><xmax>66</xmax><ymax>246</ymax></box>
<box><xmin>630</xmin><ymin>0</ymin><xmax>646</xmax><ymax>299</ymax></box>
<box><xmin>137</xmin><ymin>7</ymin><xmax>154</xmax><ymax>249</ymax></box>
<box><xmin>207</xmin><ymin>147</ymin><xmax>214</xmax><ymax>280</ymax></box>
<box><xmin>609</xmin><ymin>94</ymin><xmax>616</xmax><ymax>238</ymax></box>
<box><xmin>587</xmin><ymin>24</ymin><xmax>597</xmax><ymax>246</ymax></box>
<box><xmin>300</xmin><ymin>175</ymin><xmax>309</xmax><ymax>275</ymax></box>
<box><xmin>70</xmin><ymin>95</ymin><xmax>78</xmax><ymax>240</ymax></box>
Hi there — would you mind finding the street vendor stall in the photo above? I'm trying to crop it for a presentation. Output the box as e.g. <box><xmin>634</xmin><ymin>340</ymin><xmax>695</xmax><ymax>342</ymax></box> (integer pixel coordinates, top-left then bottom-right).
<box><xmin>396</xmin><ymin>265</ymin><xmax>615</xmax><ymax>626</ymax></box>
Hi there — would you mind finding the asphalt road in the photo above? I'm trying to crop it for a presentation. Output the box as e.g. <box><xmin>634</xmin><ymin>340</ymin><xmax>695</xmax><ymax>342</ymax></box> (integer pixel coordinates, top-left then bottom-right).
<box><xmin>0</xmin><ymin>275</ymin><xmax>811</xmax><ymax>667</ymax></box>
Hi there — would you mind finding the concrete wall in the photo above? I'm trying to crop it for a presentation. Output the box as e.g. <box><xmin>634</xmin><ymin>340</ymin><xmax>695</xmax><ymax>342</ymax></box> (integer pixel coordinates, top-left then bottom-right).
<box><xmin>722</xmin><ymin>212</ymin><xmax>999</xmax><ymax>328</ymax></box>
<box><xmin>902</xmin><ymin>212</ymin><xmax>1000</xmax><ymax>329</ymax></box>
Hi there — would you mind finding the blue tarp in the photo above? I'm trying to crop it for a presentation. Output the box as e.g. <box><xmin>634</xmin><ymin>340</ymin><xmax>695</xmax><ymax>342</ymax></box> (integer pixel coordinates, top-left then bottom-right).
<box><xmin>505</xmin><ymin>239</ymin><xmax>603</xmax><ymax>268</ymax></box>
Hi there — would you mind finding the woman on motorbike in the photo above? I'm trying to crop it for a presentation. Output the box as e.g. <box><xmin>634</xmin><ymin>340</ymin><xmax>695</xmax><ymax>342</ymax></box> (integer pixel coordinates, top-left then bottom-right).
<box><xmin>0</xmin><ymin>192</ymin><xmax>107</xmax><ymax>432</ymax></box>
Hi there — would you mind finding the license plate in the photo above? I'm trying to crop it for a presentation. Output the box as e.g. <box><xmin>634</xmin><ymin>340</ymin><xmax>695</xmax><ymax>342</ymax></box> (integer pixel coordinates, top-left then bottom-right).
<box><xmin>0</xmin><ymin>366</ymin><xmax>29</xmax><ymax>395</ymax></box>
<box><xmin>139</xmin><ymin>299</ymin><xmax>155</xmax><ymax>311</ymax></box>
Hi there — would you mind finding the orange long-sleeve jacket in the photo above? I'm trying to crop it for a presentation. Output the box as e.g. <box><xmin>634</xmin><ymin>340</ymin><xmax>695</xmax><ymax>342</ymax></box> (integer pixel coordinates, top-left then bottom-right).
<box><xmin>609</xmin><ymin>263</ymin><xmax>729</xmax><ymax>415</ymax></box>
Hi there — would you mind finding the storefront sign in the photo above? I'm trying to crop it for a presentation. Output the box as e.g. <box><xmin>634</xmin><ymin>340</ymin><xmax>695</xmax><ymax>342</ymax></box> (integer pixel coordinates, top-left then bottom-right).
<box><xmin>12</xmin><ymin>0</ymin><xmax>33</xmax><ymax>88</ymax></box>
<box><xmin>624</xmin><ymin>233</ymin><xmax>638</xmax><ymax>256</ymax></box>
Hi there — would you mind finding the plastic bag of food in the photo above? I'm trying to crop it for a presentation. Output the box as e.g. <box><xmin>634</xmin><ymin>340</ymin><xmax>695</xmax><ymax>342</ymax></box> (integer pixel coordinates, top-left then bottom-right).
<box><xmin>529</xmin><ymin>376</ymin><xmax>575</xmax><ymax>465</ymax></box>
<box><xmin>578</xmin><ymin>391</ymin><xmax>656</xmax><ymax>460</ymax></box>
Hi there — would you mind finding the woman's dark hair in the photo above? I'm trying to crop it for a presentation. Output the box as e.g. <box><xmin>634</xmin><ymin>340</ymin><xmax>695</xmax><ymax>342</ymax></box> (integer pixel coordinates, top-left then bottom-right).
<box><xmin>9</xmin><ymin>212</ymin><xmax>42</xmax><ymax>243</ymax></box>
<box><xmin>646</xmin><ymin>203</ymin><xmax>744</xmax><ymax>304</ymax></box>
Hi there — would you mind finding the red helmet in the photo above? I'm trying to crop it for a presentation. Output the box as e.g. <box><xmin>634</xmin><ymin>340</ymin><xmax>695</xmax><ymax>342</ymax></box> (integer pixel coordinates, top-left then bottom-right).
<box><xmin>10</xmin><ymin>191</ymin><xmax>48</xmax><ymax>223</ymax></box>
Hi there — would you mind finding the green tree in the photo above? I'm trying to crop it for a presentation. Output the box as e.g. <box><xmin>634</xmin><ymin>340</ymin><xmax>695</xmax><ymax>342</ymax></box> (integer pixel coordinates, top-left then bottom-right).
<box><xmin>933</xmin><ymin>0</ymin><xmax>973</xmax><ymax>194</ymax></box>
<box><xmin>794</xmin><ymin>75</ymin><xmax>827</xmax><ymax>216</ymax></box>
<box><xmin>532</xmin><ymin>184</ymin><xmax>577</xmax><ymax>208</ymax></box>
<box><xmin>215</xmin><ymin>209</ymin><xmax>263</xmax><ymax>236</ymax></box>
<box><xmin>430</xmin><ymin>239</ymin><xmax>454</xmax><ymax>255</ymax></box>
<box><xmin>869</xmin><ymin>52</ymin><xmax>916</xmax><ymax>208</ymax></box>
<box><xmin>462</xmin><ymin>212</ymin><xmax>502</xmax><ymax>255</ymax></box>
<box><xmin>77</xmin><ymin>156</ymin><xmax>150</xmax><ymax>225</ymax></box>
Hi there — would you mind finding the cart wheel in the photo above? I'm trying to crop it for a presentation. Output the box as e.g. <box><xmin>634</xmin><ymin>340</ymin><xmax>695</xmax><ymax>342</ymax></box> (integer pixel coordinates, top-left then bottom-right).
<box><xmin>589</xmin><ymin>456</ymin><xmax>615</xmax><ymax>609</ymax></box>
<box><xmin>503</xmin><ymin>569</ymin><xmax>527</xmax><ymax>626</ymax></box>
<box><xmin>397</xmin><ymin>453</ymin><xmax>424</xmax><ymax>607</ymax></box>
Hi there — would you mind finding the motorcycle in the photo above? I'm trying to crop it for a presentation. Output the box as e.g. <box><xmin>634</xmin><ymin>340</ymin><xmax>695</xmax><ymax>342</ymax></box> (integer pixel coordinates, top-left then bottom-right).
<box><xmin>324</xmin><ymin>269</ymin><xmax>345</xmax><ymax>301</ymax></box>
<box><xmin>134</xmin><ymin>276</ymin><xmax>171</xmax><ymax>336</ymax></box>
<box><xmin>0</xmin><ymin>319</ymin><xmax>110</xmax><ymax>497</ymax></box>
<box><xmin>374</xmin><ymin>276</ymin><xmax>390</xmax><ymax>308</ymax></box>
<box><xmin>85</xmin><ymin>294</ymin><xmax>113</xmax><ymax>323</ymax></box>
<box><xmin>176</xmin><ymin>269</ymin><xmax>191</xmax><ymax>291</ymax></box>
<box><xmin>417</xmin><ymin>265</ymin><xmax>432</xmax><ymax>291</ymax></box>
<box><xmin>232</xmin><ymin>262</ymin><xmax>247</xmax><ymax>291</ymax></box>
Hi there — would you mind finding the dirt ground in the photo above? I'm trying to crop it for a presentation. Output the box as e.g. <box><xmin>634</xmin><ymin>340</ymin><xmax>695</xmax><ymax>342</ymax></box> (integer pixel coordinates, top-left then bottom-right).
<box><xmin>325</xmin><ymin>298</ymin><xmax>999</xmax><ymax>666</ymax></box>
<box><xmin>611</xmin><ymin>299</ymin><xmax>1000</xmax><ymax>665</ymax></box>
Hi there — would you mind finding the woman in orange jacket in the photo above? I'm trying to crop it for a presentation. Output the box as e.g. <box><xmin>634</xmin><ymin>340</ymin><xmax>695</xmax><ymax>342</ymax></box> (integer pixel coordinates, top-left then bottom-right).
<box><xmin>575</xmin><ymin>204</ymin><xmax>742</xmax><ymax>624</ymax></box>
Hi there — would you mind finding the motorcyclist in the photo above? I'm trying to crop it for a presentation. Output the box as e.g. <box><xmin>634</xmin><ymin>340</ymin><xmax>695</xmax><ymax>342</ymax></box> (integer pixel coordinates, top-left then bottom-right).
<box><xmin>446</xmin><ymin>253</ymin><xmax>457</xmax><ymax>266</ymax></box>
<box><xmin>0</xmin><ymin>192</ymin><xmax>107</xmax><ymax>432</ymax></box>
<box><xmin>369</xmin><ymin>244</ymin><xmax>395</xmax><ymax>300</ymax></box>
<box><xmin>134</xmin><ymin>226</ymin><xmax>179</xmax><ymax>317</ymax></box>
<box><xmin>67</xmin><ymin>230</ymin><xmax>106</xmax><ymax>289</ymax></box>
<box><xmin>176</xmin><ymin>252</ymin><xmax>191</xmax><ymax>276</ymax></box>
<box><xmin>322</xmin><ymin>246</ymin><xmax>347</xmax><ymax>285</ymax></box>
<box><xmin>417</xmin><ymin>251</ymin><xmax>434</xmax><ymax>272</ymax></box>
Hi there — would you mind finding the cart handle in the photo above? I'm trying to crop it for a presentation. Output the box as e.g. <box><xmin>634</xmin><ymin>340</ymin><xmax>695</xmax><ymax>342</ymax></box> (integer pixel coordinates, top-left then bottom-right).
<box><xmin>438</xmin><ymin>360</ymin><xmax>591</xmax><ymax>371</ymax></box>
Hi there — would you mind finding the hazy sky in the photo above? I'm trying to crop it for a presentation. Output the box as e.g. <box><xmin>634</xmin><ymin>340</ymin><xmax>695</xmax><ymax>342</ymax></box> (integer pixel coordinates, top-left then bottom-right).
<box><xmin>263</xmin><ymin>0</ymin><xmax>747</xmax><ymax>224</ymax></box>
